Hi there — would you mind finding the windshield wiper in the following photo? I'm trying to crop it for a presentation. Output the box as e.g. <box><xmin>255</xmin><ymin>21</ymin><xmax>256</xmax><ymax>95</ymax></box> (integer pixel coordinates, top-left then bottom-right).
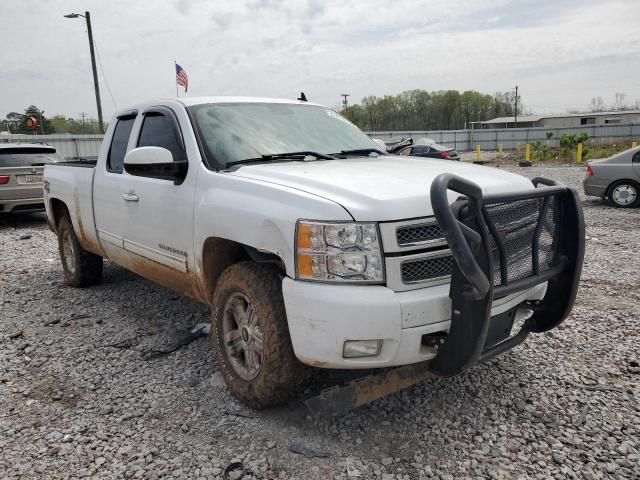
<box><xmin>333</xmin><ymin>148</ymin><xmax>384</xmax><ymax>157</ymax></box>
<box><xmin>226</xmin><ymin>151</ymin><xmax>337</xmax><ymax>168</ymax></box>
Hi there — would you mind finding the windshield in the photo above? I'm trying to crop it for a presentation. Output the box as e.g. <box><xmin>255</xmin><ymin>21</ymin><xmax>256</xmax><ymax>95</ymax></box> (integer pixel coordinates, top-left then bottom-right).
<box><xmin>189</xmin><ymin>103</ymin><xmax>379</xmax><ymax>168</ymax></box>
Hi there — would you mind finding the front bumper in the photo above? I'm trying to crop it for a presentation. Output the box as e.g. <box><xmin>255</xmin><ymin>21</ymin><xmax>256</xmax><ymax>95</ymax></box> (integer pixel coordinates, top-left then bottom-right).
<box><xmin>283</xmin><ymin>278</ymin><xmax>547</xmax><ymax>368</ymax></box>
<box><xmin>285</xmin><ymin>174</ymin><xmax>584</xmax><ymax>376</ymax></box>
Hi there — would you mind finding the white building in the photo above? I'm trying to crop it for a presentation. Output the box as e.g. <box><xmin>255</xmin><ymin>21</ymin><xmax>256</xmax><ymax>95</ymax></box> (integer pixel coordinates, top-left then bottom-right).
<box><xmin>472</xmin><ymin>110</ymin><xmax>640</xmax><ymax>129</ymax></box>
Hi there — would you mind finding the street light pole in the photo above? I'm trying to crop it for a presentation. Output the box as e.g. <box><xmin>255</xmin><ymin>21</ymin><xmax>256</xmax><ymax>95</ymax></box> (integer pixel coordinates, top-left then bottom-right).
<box><xmin>84</xmin><ymin>12</ymin><xmax>104</xmax><ymax>133</ymax></box>
<box><xmin>65</xmin><ymin>11</ymin><xmax>104</xmax><ymax>133</ymax></box>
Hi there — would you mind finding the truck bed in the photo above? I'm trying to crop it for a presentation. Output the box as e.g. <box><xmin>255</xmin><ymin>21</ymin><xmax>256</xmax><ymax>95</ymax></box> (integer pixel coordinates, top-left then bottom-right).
<box><xmin>44</xmin><ymin>163</ymin><xmax>103</xmax><ymax>256</ymax></box>
<box><xmin>54</xmin><ymin>159</ymin><xmax>98</xmax><ymax>168</ymax></box>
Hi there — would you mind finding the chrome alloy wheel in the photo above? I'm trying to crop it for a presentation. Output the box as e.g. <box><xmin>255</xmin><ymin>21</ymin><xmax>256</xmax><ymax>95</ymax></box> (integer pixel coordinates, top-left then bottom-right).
<box><xmin>611</xmin><ymin>183</ymin><xmax>637</xmax><ymax>206</ymax></box>
<box><xmin>61</xmin><ymin>230</ymin><xmax>76</xmax><ymax>275</ymax></box>
<box><xmin>221</xmin><ymin>292</ymin><xmax>264</xmax><ymax>380</ymax></box>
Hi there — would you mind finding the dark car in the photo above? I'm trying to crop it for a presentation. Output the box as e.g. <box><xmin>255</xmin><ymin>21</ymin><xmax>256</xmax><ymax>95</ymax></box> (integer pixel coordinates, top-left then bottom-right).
<box><xmin>396</xmin><ymin>142</ymin><xmax>461</xmax><ymax>161</ymax></box>
<box><xmin>0</xmin><ymin>143</ymin><xmax>65</xmax><ymax>213</ymax></box>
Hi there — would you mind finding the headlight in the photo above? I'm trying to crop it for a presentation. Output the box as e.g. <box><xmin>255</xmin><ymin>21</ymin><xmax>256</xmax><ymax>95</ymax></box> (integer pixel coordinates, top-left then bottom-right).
<box><xmin>295</xmin><ymin>220</ymin><xmax>384</xmax><ymax>283</ymax></box>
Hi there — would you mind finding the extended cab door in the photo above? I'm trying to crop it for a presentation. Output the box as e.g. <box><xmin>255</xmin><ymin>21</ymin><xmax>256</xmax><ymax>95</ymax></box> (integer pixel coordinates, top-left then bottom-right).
<box><xmin>93</xmin><ymin>112</ymin><xmax>136</xmax><ymax>254</ymax></box>
<box><xmin>119</xmin><ymin>107</ymin><xmax>196</xmax><ymax>292</ymax></box>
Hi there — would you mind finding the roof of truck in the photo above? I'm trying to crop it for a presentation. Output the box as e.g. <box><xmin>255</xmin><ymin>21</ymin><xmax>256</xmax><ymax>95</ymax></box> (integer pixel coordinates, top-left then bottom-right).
<box><xmin>177</xmin><ymin>96</ymin><xmax>323</xmax><ymax>107</ymax></box>
<box><xmin>112</xmin><ymin>96</ymin><xmax>326</xmax><ymax>120</ymax></box>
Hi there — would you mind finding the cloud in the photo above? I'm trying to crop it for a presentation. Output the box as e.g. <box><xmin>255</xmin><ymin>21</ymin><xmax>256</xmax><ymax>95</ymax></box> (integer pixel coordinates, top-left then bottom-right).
<box><xmin>1</xmin><ymin>0</ymin><xmax>639</xmax><ymax>120</ymax></box>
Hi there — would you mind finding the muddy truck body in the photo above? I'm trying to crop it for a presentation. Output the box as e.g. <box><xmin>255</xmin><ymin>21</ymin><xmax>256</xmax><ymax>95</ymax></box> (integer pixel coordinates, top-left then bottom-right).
<box><xmin>44</xmin><ymin>97</ymin><xmax>584</xmax><ymax>410</ymax></box>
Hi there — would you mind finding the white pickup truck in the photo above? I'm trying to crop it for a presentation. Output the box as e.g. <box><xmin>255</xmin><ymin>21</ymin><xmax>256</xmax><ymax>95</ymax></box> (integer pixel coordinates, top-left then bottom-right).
<box><xmin>44</xmin><ymin>97</ymin><xmax>584</xmax><ymax>409</ymax></box>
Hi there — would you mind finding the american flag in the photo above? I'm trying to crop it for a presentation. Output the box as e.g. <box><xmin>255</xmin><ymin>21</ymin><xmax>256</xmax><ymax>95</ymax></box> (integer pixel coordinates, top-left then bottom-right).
<box><xmin>176</xmin><ymin>63</ymin><xmax>188</xmax><ymax>93</ymax></box>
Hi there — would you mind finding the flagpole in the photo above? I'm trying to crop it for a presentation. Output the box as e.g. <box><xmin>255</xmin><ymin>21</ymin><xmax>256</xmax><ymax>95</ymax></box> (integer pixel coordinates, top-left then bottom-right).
<box><xmin>174</xmin><ymin>60</ymin><xmax>178</xmax><ymax>98</ymax></box>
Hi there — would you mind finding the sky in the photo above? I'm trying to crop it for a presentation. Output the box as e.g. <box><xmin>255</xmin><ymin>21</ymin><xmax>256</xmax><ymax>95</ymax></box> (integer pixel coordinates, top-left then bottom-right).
<box><xmin>1</xmin><ymin>0</ymin><xmax>640</xmax><ymax>121</ymax></box>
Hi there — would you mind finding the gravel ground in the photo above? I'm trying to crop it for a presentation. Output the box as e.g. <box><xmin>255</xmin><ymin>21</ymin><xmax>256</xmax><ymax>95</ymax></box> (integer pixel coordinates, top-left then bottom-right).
<box><xmin>1</xmin><ymin>165</ymin><xmax>638</xmax><ymax>479</ymax></box>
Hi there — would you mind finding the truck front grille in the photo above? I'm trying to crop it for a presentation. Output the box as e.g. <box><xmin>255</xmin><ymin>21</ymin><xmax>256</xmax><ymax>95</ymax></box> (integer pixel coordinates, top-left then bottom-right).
<box><xmin>485</xmin><ymin>196</ymin><xmax>559</xmax><ymax>286</ymax></box>
<box><xmin>401</xmin><ymin>254</ymin><xmax>453</xmax><ymax>284</ymax></box>
<box><xmin>396</xmin><ymin>222</ymin><xmax>444</xmax><ymax>246</ymax></box>
<box><xmin>382</xmin><ymin>217</ymin><xmax>451</xmax><ymax>291</ymax></box>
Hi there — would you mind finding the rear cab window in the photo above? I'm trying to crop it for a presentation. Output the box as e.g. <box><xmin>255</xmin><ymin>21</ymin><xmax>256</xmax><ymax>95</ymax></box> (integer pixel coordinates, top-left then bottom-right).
<box><xmin>107</xmin><ymin>116</ymin><xmax>136</xmax><ymax>173</ymax></box>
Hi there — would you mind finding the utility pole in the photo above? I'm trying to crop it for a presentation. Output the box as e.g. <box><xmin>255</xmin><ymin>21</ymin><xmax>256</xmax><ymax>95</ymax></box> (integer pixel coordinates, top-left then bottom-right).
<box><xmin>514</xmin><ymin>85</ymin><xmax>519</xmax><ymax>128</ymax></box>
<box><xmin>85</xmin><ymin>12</ymin><xmax>104</xmax><ymax>133</ymax></box>
<box><xmin>341</xmin><ymin>94</ymin><xmax>350</xmax><ymax>110</ymax></box>
<box><xmin>64</xmin><ymin>11</ymin><xmax>104</xmax><ymax>133</ymax></box>
<box><xmin>79</xmin><ymin>112</ymin><xmax>88</xmax><ymax>134</ymax></box>
<box><xmin>39</xmin><ymin>110</ymin><xmax>45</xmax><ymax>135</ymax></box>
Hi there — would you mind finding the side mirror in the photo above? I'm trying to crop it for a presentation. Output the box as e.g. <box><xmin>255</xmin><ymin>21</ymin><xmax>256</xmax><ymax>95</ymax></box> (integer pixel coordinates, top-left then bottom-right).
<box><xmin>123</xmin><ymin>146</ymin><xmax>187</xmax><ymax>184</ymax></box>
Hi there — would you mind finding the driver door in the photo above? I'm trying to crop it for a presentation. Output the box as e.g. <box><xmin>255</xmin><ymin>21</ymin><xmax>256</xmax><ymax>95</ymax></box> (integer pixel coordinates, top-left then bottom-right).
<box><xmin>120</xmin><ymin>107</ymin><xmax>196</xmax><ymax>293</ymax></box>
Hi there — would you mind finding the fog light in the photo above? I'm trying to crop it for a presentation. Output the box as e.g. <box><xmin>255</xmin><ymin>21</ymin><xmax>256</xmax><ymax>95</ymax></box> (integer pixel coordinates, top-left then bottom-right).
<box><xmin>343</xmin><ymin>339</ymin><xmax>382</xmax><ymax>358</ymax></box>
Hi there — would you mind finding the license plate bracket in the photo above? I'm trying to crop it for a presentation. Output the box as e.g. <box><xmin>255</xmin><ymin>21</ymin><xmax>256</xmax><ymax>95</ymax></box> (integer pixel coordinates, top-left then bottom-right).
<box><xmin>484</xmin><ymin>308</ymin><xmax>517</xmax><ymax>349</ymax></box>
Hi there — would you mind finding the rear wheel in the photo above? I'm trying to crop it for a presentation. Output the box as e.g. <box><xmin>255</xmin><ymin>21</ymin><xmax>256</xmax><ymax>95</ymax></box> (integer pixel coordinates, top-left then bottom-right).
<box><xmin>211</xmin><ymin>262</ymin><xmax>309</xmax><ymax>408</ymax></box>
<box><xmin>57</xmin><ymin>216</ymin><xmax>103</xmax><ymax>287</ymax></box>
<box><xmin>607</xmin><ymin>180</ymin><xmax>640</xmax><ymax>208</ymax></box>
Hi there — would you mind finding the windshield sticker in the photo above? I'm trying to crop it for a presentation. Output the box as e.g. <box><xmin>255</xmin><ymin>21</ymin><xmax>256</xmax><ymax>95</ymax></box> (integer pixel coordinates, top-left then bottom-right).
<box><xmin>326</xmin><ymin>110</ymin><xmax>356</xmax><ymax>127</ymax></box>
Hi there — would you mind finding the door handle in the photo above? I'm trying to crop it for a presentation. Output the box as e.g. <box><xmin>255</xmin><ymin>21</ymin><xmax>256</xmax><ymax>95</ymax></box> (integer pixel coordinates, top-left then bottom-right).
<box><xmin>122</xmin><ymin>192</ymin><xmax>139</xmax><ymax>202</ymax></box>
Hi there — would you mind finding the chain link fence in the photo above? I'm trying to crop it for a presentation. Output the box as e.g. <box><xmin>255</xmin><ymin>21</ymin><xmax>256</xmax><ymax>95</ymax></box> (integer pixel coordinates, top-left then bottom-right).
<box><xmin>367</xmin><ymin>123</ymin><xmax>640</xmax><ymax>151</ymax></box>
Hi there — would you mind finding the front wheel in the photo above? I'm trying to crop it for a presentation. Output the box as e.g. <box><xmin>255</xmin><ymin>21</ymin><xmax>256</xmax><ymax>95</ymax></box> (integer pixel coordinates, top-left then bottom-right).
<box><xmin>211</xmin><ymin>262</ymin><xmax>309</xmax><ymax>408</ymax></box>
<box><xmin>607</xmin><ymin>180</ymin><xmax>640</xmax><ymax>208</ymax></box>
<box><xmin>57</xmin><ymin>216</ymin><xmax>103</xmax><ymax>287</ymax></box>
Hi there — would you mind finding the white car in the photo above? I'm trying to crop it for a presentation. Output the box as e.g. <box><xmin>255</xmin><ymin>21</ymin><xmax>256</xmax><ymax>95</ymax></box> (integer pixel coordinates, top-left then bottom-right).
<box><xmin>43</xmin><ymin>97</ymin><xmax>584</xmax><ymax>409</ymax></box>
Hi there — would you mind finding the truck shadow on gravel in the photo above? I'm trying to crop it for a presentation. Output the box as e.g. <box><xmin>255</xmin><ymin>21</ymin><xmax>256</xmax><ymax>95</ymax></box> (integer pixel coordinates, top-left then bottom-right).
<box><xmin>0</xmin><ymin>212</ymin><xmax>47</xmax><ymax>230</ymax></box>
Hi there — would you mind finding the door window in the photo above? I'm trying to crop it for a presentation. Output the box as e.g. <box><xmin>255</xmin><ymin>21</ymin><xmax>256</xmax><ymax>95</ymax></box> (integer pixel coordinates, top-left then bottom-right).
<box><xmin>107</xmin><ymin>117</ymin><xmax>135</xmax><ymax>173</ymax></box>
<box><xmin>137</xmin><ymin>113</ymin><xmax>186</xmax><ymax>161</ymax></box>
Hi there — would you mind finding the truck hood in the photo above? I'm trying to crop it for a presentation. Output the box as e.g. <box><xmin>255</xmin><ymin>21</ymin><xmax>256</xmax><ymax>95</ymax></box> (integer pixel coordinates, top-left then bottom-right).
<box><xmin>229</xmin><ymin>156</ymin><xmax>534</xmax><ymax>221</ymax></box>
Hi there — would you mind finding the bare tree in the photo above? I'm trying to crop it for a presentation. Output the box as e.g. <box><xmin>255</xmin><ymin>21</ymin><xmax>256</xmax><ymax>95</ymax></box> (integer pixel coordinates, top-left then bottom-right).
<box><xmin>590</xmin><ymin>96</ymin><xmax>605</xmax><ymax>112</ymax></box>
<box><xmin>613</xmin><ymin>92</ymin><xmax>627</xmax><ymax>111</ymax></box>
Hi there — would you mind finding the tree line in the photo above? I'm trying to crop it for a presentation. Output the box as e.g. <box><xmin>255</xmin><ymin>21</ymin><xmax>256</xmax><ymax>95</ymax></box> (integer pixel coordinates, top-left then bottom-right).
<box><xmin>1</xmin><ymin>106</ymin><xmax>103</xmax><ymax>135</ymax></box>
<box><xmin>341</xmin><ymin>89</ymin><xmax>519</xmax><ymax>131</ymax></box>
<box><xmin>589</xmin><ymin>93</ymin><xmax>640</xmax><ymax>113</ymax></box>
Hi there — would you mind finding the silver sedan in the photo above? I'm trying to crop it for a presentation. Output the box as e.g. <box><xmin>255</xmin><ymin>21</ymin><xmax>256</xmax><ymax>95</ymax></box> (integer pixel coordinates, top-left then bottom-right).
<box><xmin>583</xmin><ymin>146</ymin><xmax>640</xmax><ymax>208</ymax></box>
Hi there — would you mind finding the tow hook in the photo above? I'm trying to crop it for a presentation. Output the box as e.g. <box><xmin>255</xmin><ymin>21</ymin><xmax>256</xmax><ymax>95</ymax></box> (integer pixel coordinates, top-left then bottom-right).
<box><xmin>421</xmin><ymin>332</ymin><xmax>448</xmax><ymax>348</ymax></box>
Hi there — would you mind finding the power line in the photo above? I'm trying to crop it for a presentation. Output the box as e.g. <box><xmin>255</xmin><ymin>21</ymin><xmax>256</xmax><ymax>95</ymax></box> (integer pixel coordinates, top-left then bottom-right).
<box><xmin>92</xmin><ymin>36</ymin><xmax>117</xmax><ymax>112</ymax></box>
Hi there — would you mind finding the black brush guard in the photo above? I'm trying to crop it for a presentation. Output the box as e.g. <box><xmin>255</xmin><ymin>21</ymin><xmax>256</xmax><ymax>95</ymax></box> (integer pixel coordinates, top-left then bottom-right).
<box><xmin>427</xmin><ymin>173</ymin><xmax>585</xmax><ymax>377</ymax></box>
<box><xmin>305</xmin><ymin>173</ymin><xmax>585</xmax><ymax>416</ymax></box>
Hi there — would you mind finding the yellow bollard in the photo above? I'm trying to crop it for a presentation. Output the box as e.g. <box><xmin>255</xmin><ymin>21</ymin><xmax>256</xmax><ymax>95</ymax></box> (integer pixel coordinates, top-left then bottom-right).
<box><xmin>516</xmin><ymin>144</ymin><xmax>521</xmax><ymax>158</ymax></box>
<box><xmin>476</xmin><ymin>144</ymin><xmax>481</xmax><ymax>161</ymax></box>
<box><xmin>576</xmin><ymin>143</ymin><xmax>583</xmax><ymax>163</ymax></box>
<box><xmin>498</xmin><ymin>144</ymin><xmax>503</xmax><ymax>159</ymax></box>
<box><xmin>633</xmin><ymin>141</ymin><xmax>638</xmax><ymax>148</ymax></box>
<box><xmin>525</xmin><ymin>144</ymin><xmax>531</xmax><ymax>161</ymax></box>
